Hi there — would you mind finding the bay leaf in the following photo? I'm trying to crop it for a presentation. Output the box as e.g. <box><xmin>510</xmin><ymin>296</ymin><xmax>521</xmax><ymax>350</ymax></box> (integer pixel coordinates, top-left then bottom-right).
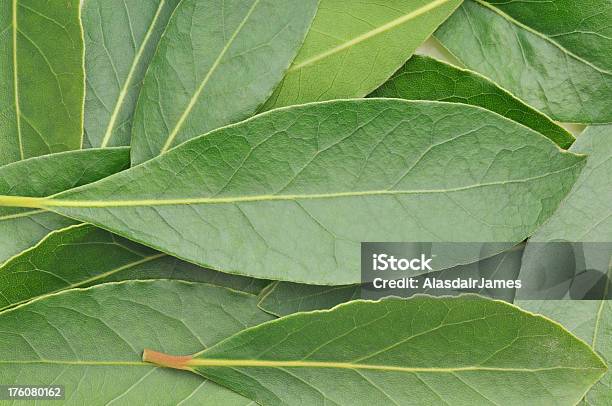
<box><xmin>144</xmin><ymin>295</ymin><xmax>607</xmax><ymax>405</ymax></box>
<box><xmin>515</xmin><ymin>300</ymin><xmax>611</xmax><ymax>406</ymax></box>
<box><xmin>0</xmin><ymin>100</ymin><xmax>585</xmax><ymax>285</ymax></box>
<box><xmin>0</xmin><ymin>223</ymin><xmax>269</xmax><ymax>312</ymax></box>
<box><xmin>258</xmin><ymin>281</ymin><xmax>360</xmax><ymax>317</ymax></box>
<box><xmin>262</xmin><ymin>0</ymin><xmax>463</xmax><ymax>110</ymax></box>
<box><xmin>369</xmin><ymin>55</ymin><xmax>574</xmax><ymax>149</ymax></box>
<box><xmin>435</xmin><ymin>0</ymin><xmax>612</xmax><ymax>123</ymax></box>
<box><xmin>517</xmin><ymin>125</ymin><xmax>612</xmax><ymax>404</ymax></box>
<box><xmin>520</xmin><ymin>126</ymin><xmax>612</xmax><ymax>243</ymax></box>
<box><xmin>0</xmin><ymin>280</ymin><xmax>273</xmax><ymax>405</ymax></box>
<box><xmin>82</xmin><ymin>0</ymin><xmax>181</xmax><ymax>148</ymax></box>
<box><xmin>259</xmin><ymin>245</ymin><xmax>524</xmax><ymax>316</ymax></box>
<box><xmin>129</xmin><ymin>0</ymin><xmax>318</xmax><ymax>164</ymax></box>
<box><xmin>0</xmin><ymin>0</ymin><xmax>84</xmax><ymax>165</ymax></box>
<box><xmin>0</xmin><ymin>148</ymin><xmax>129</xmax><ymax>265</ymax></box>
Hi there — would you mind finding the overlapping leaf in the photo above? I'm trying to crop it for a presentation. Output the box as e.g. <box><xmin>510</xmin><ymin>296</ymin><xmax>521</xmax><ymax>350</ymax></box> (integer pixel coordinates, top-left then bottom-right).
<box><xmin>129</xmin><ymin>0</ymin><xmax>318</xmax><ymax>164</ymax></box>
<box><xmin>258</xmin><ymin>281</ymin><xmax>361</xmax><ymax>317</ymax></box>
<box><xmin>435</xmin><ymin>0</ymin><xmax>612</xmax><ymax>123</ymax></box>
<box><xmin>0</xmin><ymin>223</ymin><xmax>268</xmax><ymax>312</ymax></box>
<box><xmin>0</xmin><ymin>280</ymin><xmax>274</xmax><ymax>404</ymax></box>
<box><xmin>521</xmin><ymin>126</ymin><xmax>612</xmax><ymax>243</ymax></box>
<box><xmin>0</xmin><ymin>148</ymin><xmax>129</xmax><ymax>265</ymax></box>
<box><xmin>517</xmin><ymin>125</ymin><xmax>612</xmax><ymax>403</ymax></box>
<box><xmin>0</xmin><ymin>100</ymin><xmax>585</xmax><ymax>284</ymax></box>
<box><xmin>520</xmin><ymin>300</ymin><xmax>611</xmax><ymax>406</ymax></box>
<box><xmin>263</xmin><ymin>0</ymin><xmax>463</xmax><ymax>109</ymax></box>
<box><xmin>0</xmin><ymin>2</ymin><xmax>609</xmax><ymax>403</ymax></box>
<box><xmin>144</xmin><ymin>295</ymin><xmax>606</xmax><ymax>405</ymax></box>
<box><xmin>369</xmin><ymin>54</ymin><xmax>574</xmax><ymax>148</ymax></box>
<box><xmin>0</xmin><ymin>0</ymin><xmax>84</xmax><ymax>165</ymax></box>
<box><xmin>259</xmin><ymin>246</ymin><xmax>524</xmax><ymax>316</ymax></box>
<box><xmin>82</xmin><ymin>0</ymin><xmax>181</xmax><ymax>147</ymax></box>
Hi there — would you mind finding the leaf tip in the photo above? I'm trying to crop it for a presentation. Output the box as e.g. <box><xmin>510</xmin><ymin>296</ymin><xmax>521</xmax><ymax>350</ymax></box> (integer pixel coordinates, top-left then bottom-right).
<box><xmin>142</xmin><ymin>349</ymin><xmax>193</xmax><ymax>371</ymax></box>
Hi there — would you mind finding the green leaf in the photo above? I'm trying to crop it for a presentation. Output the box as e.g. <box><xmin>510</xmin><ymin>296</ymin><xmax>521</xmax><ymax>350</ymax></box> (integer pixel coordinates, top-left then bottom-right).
<box><xmin>262</xmin><ymin>0</ymin><xmax>462</xmax><ymax>110</ymax></box>
<box><xmin>82</xmin><ymin>0</ymin><xmax>181</xmax><ymax>148</ymax></box>
<box><xmin>369</xmin><ymin>55</ymin><xmax>574</xmax><ymax>149</ymax></box>
<box><xmin>435</xmin><ymin>0</ymin><xmax>612</xmax><ymax>123</ymax></box>
<box><xmin>0</xmin><ymin>0</ymin><xmax>84</xmax><ymax>165</ymax></box>
<box><xmin>0</xmin><ymin>148</ymin><xmax>129</xmax><ymax>265</ymax></box>
<box><xmin>0</xmin><ymin>100</ymin><xmax>585</xmax><ymax>285</ymax></box>
<box><xmin>515</xmin><ymin>300</ymin><xmax>611</xmax><ymax>406</ymax></box>
<box><xmin>258</xmin><ymin>281</ymin><xmax>361</xmax><ymax>317</ymax></box>
<box><xmin>521</xmin><ymin>126</ymin><xmax>612</xmax><ymax>243</ymax></box>
<box><xmin>517</xmin><ymin>125</ymin><xmax>612</xmax><ymax>404</ymax></box>
<box><xmin>129</xmin><ymin>0</ymin><xmax>318</xmax><ymax>165</ymax></box>
<box><xmin>0</xmin><ymin>280</ymin><xmax>273</xmax><ymax>405</ymax></box>
<box><xmin>0</xmin><ymin>223</ymin><xmax>269</xmax><ymax>312</ymax></box>
<box><xmin>259</xmin><ymin>245</ymin><xmax>524</xmax><ymax>316</ymax></box>
<box><xmin>144</xmin><ymin>295</ymin><xmax>607</xmax><ymax>405</ymax></box>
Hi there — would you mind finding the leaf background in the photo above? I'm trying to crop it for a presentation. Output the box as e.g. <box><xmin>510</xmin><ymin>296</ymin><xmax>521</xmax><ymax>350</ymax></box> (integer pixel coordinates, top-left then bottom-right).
<box><xmin>0</xmin><ymin>1</ymin><xmax>610</xmax><ymax>403</ymax></box>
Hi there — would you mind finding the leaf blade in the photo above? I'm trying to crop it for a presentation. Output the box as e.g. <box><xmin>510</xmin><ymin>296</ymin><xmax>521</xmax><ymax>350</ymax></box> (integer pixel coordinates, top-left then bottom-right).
<box><xmin>0</xmin><ymin>148</ymin><xmax>130</xmax><ymax>264</ymax></box>
<box><xmin>258</xmin><ymin>245</ymin><xmax>524</xmax><ymax>316</ymax></box>
<box><xmin>7</xmin><ymin>100</ymin><xmax>585</xmax><ymax>285</ymax></box>
<box><xmin>524</xmin><ymin>126</ymin><xmax>612</xmax><ymax>243</ymax></box>
<box><xmin>369</xmin><ymin>54</ymin><xmax>574</xmax><ymax>148</ymax></box>
<box><xmin>435</xmin><ymin>0</ymin><xmax>612</xmax><ymax>123</ymax></box>
<box><xmin>263</xmin><ymin>0</ymin><xmax>463</xmax><ymax>109</ymax></box>
<box><xmin>145</xmin><ymin>296</ymin><xmax>607</xmax><ymax>405</ymax></box>
<box><xmin>82</xmin><ymin>0</ymin><xmax>181</xmax><ymax>148</ymax></box>
<box><xmin>517</xmin><ymin>125</ymin><xmax>612</xmax><ymax>404</ymax></box>
<box><xmin>515</xmin><ymin>300</ymin><xmax>611</xmax><ymax>406</ymax></box>
<box><xmin>0</xmin><ymin>223</ymin><xmax>269</xmax><ymax>312</ymax></box>
<box><xmin>129</xmin><ymin>0</ymin><xmax>318</xmax><ymax>164</ymax></box>
<box><xmin>0</xmin><ymin>0</ymin><xmax>84</xmax><ymax>165</ymax></box>
<box><xmin>0</xmin><ymin>280</ymin><xmax>273</xmax><ymax>405</ymax></box>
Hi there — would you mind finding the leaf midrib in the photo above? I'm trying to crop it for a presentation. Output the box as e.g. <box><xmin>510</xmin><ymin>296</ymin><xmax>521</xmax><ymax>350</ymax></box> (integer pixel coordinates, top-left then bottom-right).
<box><xmin>12</xmin><ymin>0</ymin><xmax>24</xmax><ymax>159</ymax></box>
<box><xmin>0</xmin><ymin>360</ymin><xmax>148</xmax><ymax>366</ymax></box>
<box><xmin>192</xmin><ymin>358</ymin><xmax>607</xmax><ymax>374</ymax></box>
<box><xmin>159</xmin><ymin>0</ymin><xmax>262</xmax><ymax>154</ymax></box>
<box><xmin>0</xmin><ymin>161</ymin><xmax>583</xmax><ymax>209</ymax></box>
<box><xmin>289</xmin><ymin>0</ymin><xmax>457</xmax><ymax>71</ymax></box>
<box><xmin>0</xmin><ymin>359</ymin><xmax>604</xmax><ymax>374</ymax></box>
<box><xmin>99</xmin><ymin>0</ymin><xmax>167</xmax><ymax>148</ymax></box>
<box><xmin>39</xmin><ymin>162</ymin><xmax>585</xmax><ymax>208</ymax></box>
<box><xmin>188</xmin><ymin>358</ymin><xmax>605</xmax><ymax>373</ymax></box>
